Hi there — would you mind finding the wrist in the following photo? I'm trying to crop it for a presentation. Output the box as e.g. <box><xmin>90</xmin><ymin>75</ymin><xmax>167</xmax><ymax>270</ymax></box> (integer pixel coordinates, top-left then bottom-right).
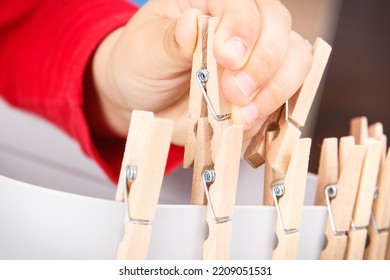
<box><xmin>89</xmin><ymin>27</ymin><xmax>131</xmax><ymax>138</ymax></box>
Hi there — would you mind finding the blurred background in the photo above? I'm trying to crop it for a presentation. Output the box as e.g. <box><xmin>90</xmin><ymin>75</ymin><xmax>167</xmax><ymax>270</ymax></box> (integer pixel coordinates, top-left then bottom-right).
<box><xmin>0</xmin><ymin>0</ymin><xmax>389</xmax><ymax>198</ymax></box>
<box><xmin>307</xmin><ymin>0</ymin><xmax>390</xmax><ymax>172</ymax></box>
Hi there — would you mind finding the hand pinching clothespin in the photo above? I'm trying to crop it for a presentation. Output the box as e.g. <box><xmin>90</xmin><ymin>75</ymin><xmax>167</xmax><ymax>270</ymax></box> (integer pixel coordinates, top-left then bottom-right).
<box><xmin>364</xmin><ymin>122</ymin><xmax>390</xmax><ymax>259</ymax></box>
<box><xmin>184</xmin><ymin>16</ymin><xmax>243</xmax><ymax>259</ymax></box>
<box><xmin>344</xmin><ymin>117</ymin><xmax>382</xmax><ymax>260</ymax></box>
<box><xmin>263</xmin><ymin>131</ymin><xmax>311</xmax><ymax>259</ymax></box>
<box><xmin>315</xmin><ymin>137</ymin><xmax>366</xmax><ymax>259</ymax></box>
<box><xmin>244</xmin><ymin>38</ymin><xmax>332</xmax><ymax>172</ymax></box>
<box><xmin>115</xmin><ymin>110</ymin><xmax>173</xmax><ymax>260</ymax></box>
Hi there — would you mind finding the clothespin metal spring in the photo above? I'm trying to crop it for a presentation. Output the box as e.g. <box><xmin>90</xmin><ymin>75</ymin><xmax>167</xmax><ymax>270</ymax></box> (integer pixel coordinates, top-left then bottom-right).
<box><xmin>122</xmin><ymin>165</ymin><xmax>151</xmax><ymax>226</ymax></box>
<box><xmin>196</xmin><ymin>68</ymin><xmax>231</xmax><ymax>122</ymax></box>
<box><xmin>284</xmin><ymin>100</ymin><xmax>300</xmax><ymax>130</ymax></box>
<box><xmin>369</xmin><ymin>186</ymin><xmax>388</xmax><ymax>234</ymax></box>
<box><xmin>202</xmin><ymin>169</ymin><xmax>231</xmax><ymax>224</ymax></box>
<box><xmin>272</xmin><ymin>182</ymin><xmax>299</xmax><ymax>235</ymax></box>
<box><xmin>324</xmin><ymin>184</ymin><xmax>347</xmax><ymax>236</ymax></box>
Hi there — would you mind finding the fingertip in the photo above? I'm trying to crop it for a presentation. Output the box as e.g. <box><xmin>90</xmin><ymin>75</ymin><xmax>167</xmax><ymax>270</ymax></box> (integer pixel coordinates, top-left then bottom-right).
<box><xmin>221</xmin><ymin>70</ymin><xmax>258</xmax><ymax>107</ymax></box>
<box><xmin>212</xmin><ymin>8</ymin><xmax>260</xmax><ymax>70</ymax></box>
<box><xmin>175</xmin><ymin>8</ymin><xmax>206</xmax><ymax>60</ymax></box>
<box><xmin>231</xmin><ymin>104</ymin><xmax>259</xmax><ymax>131</ymax></box>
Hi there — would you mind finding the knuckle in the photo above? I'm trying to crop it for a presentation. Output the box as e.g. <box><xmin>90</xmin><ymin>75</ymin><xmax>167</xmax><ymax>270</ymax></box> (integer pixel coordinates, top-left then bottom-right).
<box><xmin>268</xmin><ymin>77</ymin><xmax>288</xmax><ymax>107</ymax></box>
<box><xmin>260</xmin><ymin>41</ymin><xmax>282</xmax><ymax>75</ymax></box>
<box><xmin>293</xmin><ymin>33</ymin><xmax>313</xmax><ymax>72</ymax></box>
<box><xmin>271</xmin><ymin>0</ymin><xmax>292</xmax><ymax>28</ymax></box>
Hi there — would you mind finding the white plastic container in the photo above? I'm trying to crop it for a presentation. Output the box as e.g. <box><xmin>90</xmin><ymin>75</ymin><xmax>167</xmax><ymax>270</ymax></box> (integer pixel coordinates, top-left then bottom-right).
<box><xmin>0</xmin><ymin>163</ymin><xmax>327</xmax><ymax>260</ymax></box>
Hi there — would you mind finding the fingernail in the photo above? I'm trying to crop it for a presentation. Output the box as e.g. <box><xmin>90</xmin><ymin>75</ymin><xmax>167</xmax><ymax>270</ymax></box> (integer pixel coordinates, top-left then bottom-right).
<box><xmin>242</xmin><ymin>103</ymin><xmax>259</xmax><ymax>126</ymax></box>
<box><xmin>225</xmin><ymin>38</ymin><xmax>247</xmax><ymax>59</ymax></box>
<box><xmin>234</xmin><ymin>72</ymin><xmax>257</xmax><ymax>97</ymax></box>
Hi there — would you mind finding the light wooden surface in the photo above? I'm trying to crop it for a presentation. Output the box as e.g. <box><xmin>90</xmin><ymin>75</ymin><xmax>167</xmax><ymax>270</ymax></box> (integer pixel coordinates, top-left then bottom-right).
<box><xmin>183</xmin><ymin>17</ymin><xmax>243</xmax><ymax>259</ymax></box>
<box><xmin>345</xmin><ymin>228</ymin><xmax>368</xmax><ymax>260</ymax></box>
<box><xmin>116</xmin><ymin>223</ymin><xmax>152</xmax><ymax>260</ymax></box>
<box><xmin>288</xmin><ymin>38</ymin><xmax>332</xmax><ymax>128</ymax></box>
<box><xmin>115</xmin><ymin>110</ymin><xmax>173</xmax><ymax>260</ymax></box>
<box><xmin>351</xmin><ymin>141</ymin><xmax>381</xmax><ymax>226</ymax></box>
<box><xmin>183</xmin><ymin>16</ymin><xmax>209</xmax><ymax>168</ymax></box>
<box><xmin>316</xmin><ymin>136</ymin><xmax>366</xmax><ymax>259</ymax></box>
<box><xmin>206</xmin><ymin>17</ymin><xmax>231</xmax><ymax>163</ymax></box>
<box><xmin>350</xmin><ymin>116</ymin><xmax>368</xmax><ymax>145</ymax></box>
<box><xmin>272</xmin><ymin>230</ymin><xmax>300</xmax><ymax>260</ymax></box>
<box><xmin>320</xmin><ymin>224</ymin><xmax>348</xmax><ymax>260</ymax></box>
<box><xmin>243</xmin><ymin>108</ymin><xmax>282</xmax><ymax>168</ymax></box>
<box><xmin>191</xmin><ymin>118</ymin><xmax>212</xmax><ymax>205</ymax></box>
<box><xmin>203</xmin><ymin>221</ymin><xmax>232</xmax><ymax>260</ymax></box>
<box><xmin>315</xmin><ymin>137</ymin><xmax>338</xmax><ymax>207</ymax></box>
<box><xmin>331</xmin><ymin>143</ymin><xmax>365</xmax><ymax>232</ymax></box>
<box><xmin>345</xmin><ymin>118</ymin><xmax>382</xmax><ymax>260</ymax></box>
<box><xmin>266</xmin><ymin>38</ymin><xmax>332</xmax><ymax>174</ymax></box>
<box><xmin>364</xmin><ymin>225</ymin><xmax>388</xmax><ymax>260</ymax></box>
<box><xmin>266</xmin><ymin>121</ymin><xmax>302</xmax><ymax>174</ymax></box>
<box><xmin>387</xmin><ymin>237</ymin><xmax>390</xmax><ymax>260</ymax></box>
<box><xmin>203</xmin><ymin>125</ymin><xmax>243</xmax><ymax>260</ymax></box>
<box><xmin>277</xmin><ymin>138</ymin><xmax>311</xmax><ymax>231</ymax></box>
<box><xmin>265</xmin><ymin>134</ymin><xmax>311</xmax><ymax>259</ymax></box>
<box><xmin>365</xmin><ymin>126</ymin><xmax>390</xmax><ymax>259</ymax></box>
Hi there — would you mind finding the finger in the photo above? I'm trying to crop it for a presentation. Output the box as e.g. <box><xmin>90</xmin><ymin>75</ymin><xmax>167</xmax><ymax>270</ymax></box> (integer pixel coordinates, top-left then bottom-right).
<box><xmin>209</xmin><ymin>0</ymin><xmax>261</xmax><ymax>70</ymax></box>
<box><xmin>231</xmin><ymin>31</ymin><xmax>313</xmax><ymax>130</ymax></box>
<box><xmin>175</xmin><ymin>8</ymin><xmax>208</xmax><ymax>60</ymax></box>
<box><xmin>163</xmin><ymin>0</ymin><xmax>262</xmax><ymax>70</ymax></box>
<box><xmin>221</xmin><ymin>0</ymin><xmax>292</xmax><ymax>106</ymax></box>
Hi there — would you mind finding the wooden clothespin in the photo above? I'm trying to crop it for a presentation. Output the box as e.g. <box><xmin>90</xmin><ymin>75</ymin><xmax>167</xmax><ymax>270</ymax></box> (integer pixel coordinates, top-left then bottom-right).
<box><xmin>315</xmin><ymin>137</ymin><xmax>366</xmax><ymax>259</ymax></box>
<box><xmin>115</xmin><ymin>110</ymin><xmax>173</xmax><ymax>260</ymax></box>
<box><xmin>364</xmin><ymin>123</ymin><xmax>390</xmax><ymax>259</ymax></box>
<box><xmin>263</xmin><ymin>131</ymin><xmax>311</xmax><ymax>259</ymax></box>
<box><xmin>184</xmin><ymin>16</ymin><xmax>243</xmax><ymax>259</ymax></box>
<box><xmin>183</xmin><ymin>16</ymin><xmax>209</xmax><ymax>169</ymax></box>
<box><xmin>345</xmin><ymin>117</ymin><xmax>382</xmax><ymax>259</ymax></box>
<box><xmin>202</xmin><ymin>124</ymin><xmax>243</xmax><ymax>260</ymax></box>
<box><xmin>244</xmin><ymin>38</ymin><xmax>332</xmax><ymax>172</ymax></box>
<box><xmin>184</xmin><ymin>16</ymin><xmax>234</xmax><ymax>205</ymax></box>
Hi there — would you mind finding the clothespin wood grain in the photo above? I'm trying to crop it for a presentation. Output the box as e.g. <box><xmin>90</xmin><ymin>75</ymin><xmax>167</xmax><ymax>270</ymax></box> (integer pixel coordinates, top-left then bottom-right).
<box><xmin>365</xmin><ymin>124</ymin><xmax>390</xmax><ymax>259</ymax></box>
<box><xmin>186</xmin><ymin>16</ymin><xmax>234</xmax><ymax>205</ymax></box>
<box><xmin>202</xmin><ymin>125</ymin><xmax>243</xmax><ymax>259</ymax></box>
<box><xmin>245</xmin><ymin>38</ymin><xmax>331</xmax><ymax>173</ymax></box>
<box><xmin>205</xmin><ymin>17</ymin><xmax>232</xmax><ymax>162</ymax></box>
<box><xmin>201</xmin><ymin>17</ymin><xmax>243</xmax><ymax>259</ymax></box>
<box><xmin>183</xmin><ymin>16</ymin><xmax>209</xmax><ymax>168</ymax></box>
<box><xmin>191</xmin><ymin>117</ymin><xmax>212</xmax><ymax>205</ymax></box>
<box><xmin>345</xmin><ymin>118</ymin><xmax>382</xmax><ymax>260</ymax></box>
<box><xmin>315</xmin><ymin>136</ymin><xmax>366</xmax><ymax>259</ymax></box>
<box><xmin>243</xmin><ymin>110</ymin><xmax>282</xmax><ymax>168</ymax></box>
<box><xmin>185</xmin><ymin>16</ymin><xmax>243</xmax><ymax>259</ymax></box>
<box><xmin>264</xmin><ymin>131</ymin><xmax>311</xmax><ymax>259</ymax></box>
<box><xmin>115</xmin><ymin>110</ymin><xmax>173</xmax><ymax>260</ymax></box>
<box><xmin>267</xmin><ymin>38</ymin><xmax>331</xmax><ymax>174</ymax></box>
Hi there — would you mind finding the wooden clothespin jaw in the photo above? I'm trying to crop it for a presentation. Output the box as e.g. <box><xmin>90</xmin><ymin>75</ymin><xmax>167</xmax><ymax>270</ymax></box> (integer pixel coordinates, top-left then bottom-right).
<box><xmin>115</xmin><ymin>110</ymin><xmax>173</xmax><ymax>260</ymax></box>
<box><xmin>184</xmin><ymin>16</ymin><xmax>243</xmax><ymax>259</ymax></box>
<box><xmin>315</xmin><ymin>137</ymin><xmax>366</xmax><ymax>260</ymax></box>
<box><xmin>244</xmin><ymin>38</ymin><xmax>332</xmax><ymax>173</ymax></box>
<box><xmin>263</xmin><ymin>131</ymin><xmax>311</xmax><ymax>259</ymax></box>
<box><xmin>184</xmin><ymin>16</ymin><xmax>235</xmax><ymax>205</ymax></box>
<box><xmin>183</xmin><ymin>16</ymin><xmax>209</xmax><ymax>169</ymax></box>
<box><xmin>364</xmin><ymin>122</ymin><xmax>390</xmax><ymax>259</ymax></box>
<box><xmin>202</xmin><ymin>124</ymin><xmax>243</xmax><ymax>260</ymax></box>
<box><xmin>345</xmin><ymin>117</ymin><xmax>382</xmax><ymax>260</ymax></box>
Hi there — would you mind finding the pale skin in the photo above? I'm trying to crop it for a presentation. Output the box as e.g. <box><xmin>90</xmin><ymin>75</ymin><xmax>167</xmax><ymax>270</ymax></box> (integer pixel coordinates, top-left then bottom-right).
<box><xmin>90</xmin><ymin>0</ymin><xmax>313</xmax><ymax>146</ymax></box>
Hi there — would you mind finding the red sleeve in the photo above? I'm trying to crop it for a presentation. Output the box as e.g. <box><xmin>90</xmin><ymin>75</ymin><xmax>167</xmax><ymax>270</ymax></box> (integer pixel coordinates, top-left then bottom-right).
<box><xmin>0</xmin><ymin>0</ymin><xmax>184</xmax><ymax>183</ymax></box>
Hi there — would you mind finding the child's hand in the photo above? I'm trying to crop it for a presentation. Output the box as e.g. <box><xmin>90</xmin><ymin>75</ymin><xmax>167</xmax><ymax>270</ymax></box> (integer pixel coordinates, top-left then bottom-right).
<box><xmin>92</xmin><ymin>0</ymin><xmax>312</xmax><ymax>145</ymax></box>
